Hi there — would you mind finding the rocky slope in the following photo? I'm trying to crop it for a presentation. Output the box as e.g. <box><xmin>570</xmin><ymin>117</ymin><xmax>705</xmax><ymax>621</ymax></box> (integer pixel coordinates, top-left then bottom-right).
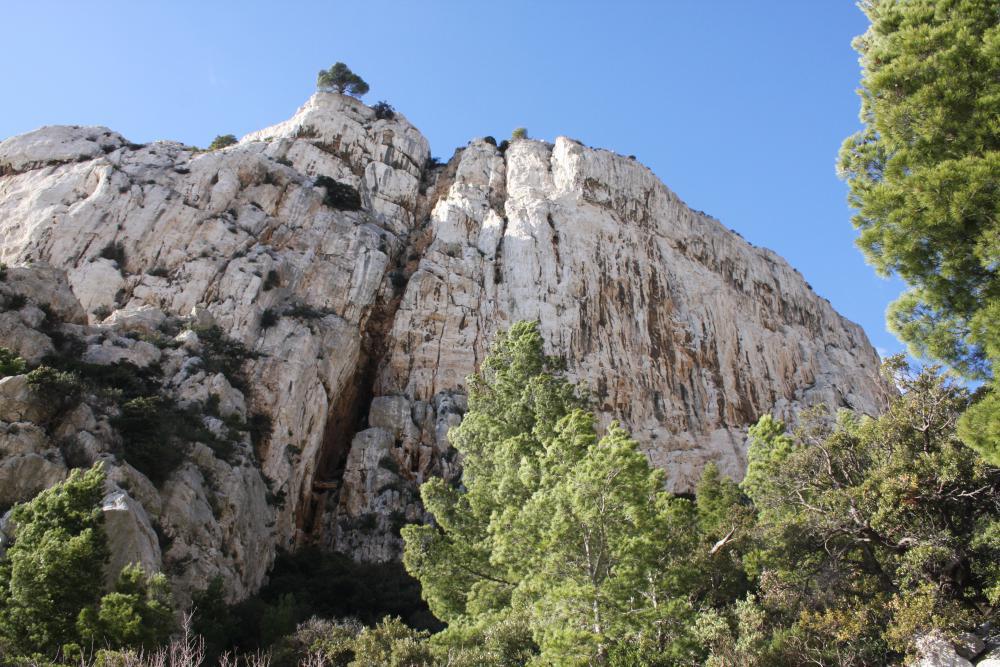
<box><xmin>0</xmin><ymin>93</ymin><xmax>888</xmax><ymax>601</ymax></box>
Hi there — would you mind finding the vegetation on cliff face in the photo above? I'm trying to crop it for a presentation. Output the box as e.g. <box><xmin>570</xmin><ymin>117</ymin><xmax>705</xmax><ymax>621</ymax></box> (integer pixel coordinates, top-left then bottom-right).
<box><xmin>0</xmin><ymin>465</ymin><xmax>172</xmax><ymax>664</ymax></box>
<box><xmin>838</xmin><ymin>0</ymin><xmax>1000</xmax><ymax>464</ymax></box>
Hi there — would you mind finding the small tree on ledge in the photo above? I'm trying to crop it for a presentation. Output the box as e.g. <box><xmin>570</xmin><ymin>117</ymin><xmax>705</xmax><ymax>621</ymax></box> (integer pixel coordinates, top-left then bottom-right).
<box><xmin>317</xmin><ymin>62</ymin><xmax>370</xmax><ymax>98</ymax></box>
<box><xmin>208</xmin><ymin>134</ymin><xmax>237</xmax><ymax>151</ymax></box>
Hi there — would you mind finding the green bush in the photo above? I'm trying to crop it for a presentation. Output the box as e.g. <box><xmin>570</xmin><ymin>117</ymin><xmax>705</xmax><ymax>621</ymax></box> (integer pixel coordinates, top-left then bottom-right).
<box><xmin>314</xmin><ymin>175</ymin><xmax>361</xmax><ymax>211</ymax></box>
<box><xmin>3</xmin><ymin>294</ymin><xmax>26</xmax><ymax>311</ymax></box>
<box><xmin>77</xmin><ymin>564</ymin><xmax>173</xmax><ymax>652</ymax></box>
<box><xmin>372</xmin><ymin>101</ymin><xmax>395</xmax><ymax>120</ymax></box>
<box><xmin>98</xmin><ymin>242</ymin><xmax>126</xmax><ymax>266</ymax></box>
<box><xmin>26</xmin><ymin>366</ymin><xmax>84</xmax><ymax>405</ymax></box>
<box><xmin>0</xmin><ymin>465</ymin><xmax>172</xmax><ymax>660</ymax></box>
<box><xmin>0</xmin><ymin>348</ymin><xmax>26</xmax><ymax>377</ymax></box>
<box><xmin>112</xmin><ymin>396</ymin><xmax>190</xmax><ymax>485</ymax></box>
<box><xmin>209</xmin><ymin>134</ymin><xmax>238</xmax><ymax>151</ymax></box>
<box><xmin>262</xmin><ymin>269</ymin><xmax>280</xmax><ymax>291</ymax></box>
<box><xmin>260</xmin><ymin>308</ymin><xmax>279</xmax><ymax>329</ymax></box>
<box><xmin>189</xmin><ymin>325</ymin><xmax>255</xmax><ymax>389</ymax></box>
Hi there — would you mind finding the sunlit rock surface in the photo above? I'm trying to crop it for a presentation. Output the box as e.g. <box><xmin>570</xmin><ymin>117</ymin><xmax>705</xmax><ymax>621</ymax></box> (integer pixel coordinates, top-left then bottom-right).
<box><xmin>0</xmin><ymin>93</ymin><xmax>887</xmax><ymax>596</ymax></box>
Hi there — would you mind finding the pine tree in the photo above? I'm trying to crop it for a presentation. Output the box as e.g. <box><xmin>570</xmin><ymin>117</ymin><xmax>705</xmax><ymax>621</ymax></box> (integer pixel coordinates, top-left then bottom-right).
<box><xmin>838</xmin><ymin>0</ymin><xmax>1000</xmax><ymax>462</ymax></box>
<box><xmin>402</xmin><ymin>322</ymin><xmax>702</xmax><ymax>665</ymax></box>
<box><xmin>0</xmin><ymin>465</ymin><xmax>109</xmax><ymax>657</ymax></box>
<box><xmin>317</xmin><ymin>62</ymin><xmax>370</xmax><ymax>98</ymax></box>
<box><xmin>0</xmin><ymin>464</ymin><xmax>173</xmax><ymax>660</ymax></box>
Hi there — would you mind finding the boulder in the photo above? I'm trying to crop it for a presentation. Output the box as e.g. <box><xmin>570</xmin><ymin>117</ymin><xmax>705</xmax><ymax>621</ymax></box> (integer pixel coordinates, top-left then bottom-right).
<box><xmin>101</xmin><ymin>488</ymin><xmax>163</xmax><ymax>587</ymax></box>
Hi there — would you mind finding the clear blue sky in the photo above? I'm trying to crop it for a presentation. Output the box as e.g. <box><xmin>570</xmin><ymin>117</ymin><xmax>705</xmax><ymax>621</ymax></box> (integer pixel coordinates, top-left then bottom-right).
<box><xmin>3</xmin><ymin>1</ymin><xmax>908</xmax><ymax>359</ymax></box>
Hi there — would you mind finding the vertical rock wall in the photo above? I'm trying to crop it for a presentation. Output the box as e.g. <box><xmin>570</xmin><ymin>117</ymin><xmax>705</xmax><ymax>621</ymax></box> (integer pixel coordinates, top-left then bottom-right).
<box><xmin>0</xmin><ymin>93</ymin><xmax>888</xmax><ymax>593</ymax></box>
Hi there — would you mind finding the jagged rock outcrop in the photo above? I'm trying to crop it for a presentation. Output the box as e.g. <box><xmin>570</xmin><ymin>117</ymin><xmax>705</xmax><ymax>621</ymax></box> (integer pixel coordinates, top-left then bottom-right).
<box><xmin>0</xmin><ymin>93</ymin><xmax>888</xmax><ymax>598</ymax></box>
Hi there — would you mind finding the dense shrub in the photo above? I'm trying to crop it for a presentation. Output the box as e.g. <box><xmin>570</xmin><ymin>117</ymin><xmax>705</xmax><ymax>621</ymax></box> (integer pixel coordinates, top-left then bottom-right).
<box><xmin>0</xmin><ymin>348</ymin><xmax>25</xmax><ymax>377</ymax></box>
<box><xmin>190</xmin><ymin>325</ymin><xmax>256</xmax><ymax>388</ymax></box>
<box><xmin>314</xmin><ymin>175</ymin><xmax>361</xmax><ymax>211</ymax></box>
<box><xmin>260</xmin><ymin>308</ymin><xmax>279</xmax><ymax>329</ymax></box>
<box><xmin>372</xmin><ymin>101</ymin><xmax>395</xmax><ymax>120</ymax></box>
<box><xmin>3</xmin><ymin>294</ymin><xmax>26</xmax><ymax>311</ymax></box>
<box><xmin>26</xmin><ymin>365</ymin><xmax>84</xmax><ymax>405</ymax></box>
<box><xmin>111</xmin><ymin>396</ymin><xmax>191</xmax><ymax>485</ymax></box>
<box><xmin>99</xmin><ymin>242</ymin><xmax>126</xmax><ymax>266</ymax></box>
<box><xmin>262</xmin><ymin>269</ymin><xmax>280</xmax><ymax>291</ymax></box>
<box><xmin>209</xmin><ymin>134</ymin><xmax>238</xmax><ymax>151</ymax></box>
<box><xmin>76</xmin><ymin>564</ymin><xmax>173</xmax><ymax>653</ymax></box>
<box><xmin>192</xmin><ymin>547</ymin><xmax>438</xmax><ymax>659</ymax></box>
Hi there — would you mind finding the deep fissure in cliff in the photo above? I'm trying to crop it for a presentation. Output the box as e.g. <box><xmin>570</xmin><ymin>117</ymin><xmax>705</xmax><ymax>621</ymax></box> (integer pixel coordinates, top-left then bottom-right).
<box><xmin>297</xmin><ymin>160</ymin><xmax>448</xmax><ymax>543</ymax></box>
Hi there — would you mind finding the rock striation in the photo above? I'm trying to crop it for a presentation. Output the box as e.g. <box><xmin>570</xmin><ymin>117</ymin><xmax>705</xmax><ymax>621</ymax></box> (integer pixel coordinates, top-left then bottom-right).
<box><xmin>0</xmin><ymin>93</ymin><xmax>888</xmax><ymax>599</ymax></box>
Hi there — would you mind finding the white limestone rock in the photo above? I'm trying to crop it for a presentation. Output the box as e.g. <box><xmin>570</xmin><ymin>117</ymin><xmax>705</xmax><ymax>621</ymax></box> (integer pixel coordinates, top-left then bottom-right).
<box><xmin>0</xmin><ymin>92</ymin><xmax>890</xmax><ymax>595</ymax></box>
<box><xmin>377</xmin><ymin>136</ymin><xmax>889</xmax><ymax>492</ymax></box>
<box><xmin>368</xmin><ymin>395</ymin><xmax>416</xmax><ymax>440</ymax></box>
<box><xmin>104</xmin><ymin>304</ymin><xmax>168</xmax><ymax>335</ymax></box>
<box><xmin>0</xmin><ymin>125</ymin><xmax>126</xmax><ymax>174</ymax></box>
<box><xmin>0</xmin><ymin>310</ymin><xmax>53</xmax><ymax>364</ymax></box>
<box><xmin>83</xmin><ymin>336</ymin><xmax>162</xmax><ymax>368</ymax></box>
<box><xmin>0</xmin><ymin>375</ymin><xmax>51</xmax><ymax>423</ymax></box>
<box><xmin>0</xmin><ymin>447</ymin><xmax>66</xmax><ymax>508</ymax></box>
<box><xmin>916</xmin><ymin>632</ymin><xmax>975</xmax><ymax>667</ymax></box>
<box><xmin>100</xmin><ymin>488</ymin><xmax>163</xmax><ymax>586</ymax></box>
<box><xmin>68</xmin><ymin>258</ymin><xmax>124</xmax><ymax>318</ymax></box>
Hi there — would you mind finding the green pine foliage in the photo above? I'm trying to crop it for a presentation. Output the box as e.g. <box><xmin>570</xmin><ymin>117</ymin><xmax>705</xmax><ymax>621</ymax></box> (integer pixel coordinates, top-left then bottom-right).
<box><xmin>208</xmin><ymin>134</ymin><xmax>238</xmax><ymax>151</ymax></box>
<box><xmin>837</xmin><ymin>0</ymin><xmax>1000</xmax><ymax>463</ymax></box>
<box><xmin>0</xmin><ymin>465</ymin><xmax>173</xmax><ymax>662</ymax></box>
<box><xmin>0</xmin><ymin>347</ymin><xmax>25</xmax><ymax>377</ymax></box>
<box><xmin>399</xmin><ymin>324</ymin><xmax>998</xmax><ymax>666</ymax></box>
<box><xmin>317</xmin><ymin>63</ymin><xmax>370</xmax><ymax>98</ymax></box>
<box><xmin>724</xmin><ymin>358</ymin><xmax>1000</xmax><ymax>664</ymax></box>
<box><xmin>402</xmin><ymin>322</ymin><xmax>706</xmax><ymax>665</ymax></box>
<box><xmin>0</xmin><ymin>465</ymin><xmax>110</xmax><ymax>658</ymax></box>
<box><xmin>77</xmin><ymin>564</ymin><xmax>174</xmax><ymax>651</ymax></box>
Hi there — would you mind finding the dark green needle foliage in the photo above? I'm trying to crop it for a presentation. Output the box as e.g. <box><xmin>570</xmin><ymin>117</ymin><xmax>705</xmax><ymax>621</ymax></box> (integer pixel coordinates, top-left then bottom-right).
<box><xmin>317</xmin><ymin>62</ymin><xmax>370</xmax><ymax>98</ymax></box>
<box><xmin>838</xmin><ymin>0</ymin><xmax>1000</xmax><ymax>463</ymax></box>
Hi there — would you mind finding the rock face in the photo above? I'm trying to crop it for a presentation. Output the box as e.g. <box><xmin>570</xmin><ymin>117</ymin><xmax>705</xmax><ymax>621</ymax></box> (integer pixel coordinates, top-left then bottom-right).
<box><xmin>0</xmin><ymin>93</ymin><xmax>888</xmax><ymax>598</ymax></box>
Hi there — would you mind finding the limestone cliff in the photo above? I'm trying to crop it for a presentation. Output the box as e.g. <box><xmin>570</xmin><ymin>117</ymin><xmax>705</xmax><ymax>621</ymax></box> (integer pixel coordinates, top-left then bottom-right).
<box><xmin>0</xmin><ymin>93</ymin><xmax>888</xmax><ymax>600</ymax></box>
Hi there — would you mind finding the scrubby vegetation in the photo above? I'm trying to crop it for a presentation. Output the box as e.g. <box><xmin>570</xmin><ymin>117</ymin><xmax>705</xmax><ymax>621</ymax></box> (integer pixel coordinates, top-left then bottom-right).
<box><xmin>371</xmin><ymin>101</ymin><xmax>395</xmax><ymax>120</ymax></box>
<box><xmin>209</xmin><ymin>135</ymin><xmax>238</xmax><ymax>151</ymax></box>
<box><xmin>0</xmin><ymin>348</ymin><xmax>25</xmax><ymax>377</ymax></box>
<box><xmin>0</xmin><ymin>465</ymin><xmax>173</xmax><ymax>664</ymax></box>
<box><xmin>314</xmin><ymin>175</ymin><xmax>361</xmax><ymax>211</ymax></box>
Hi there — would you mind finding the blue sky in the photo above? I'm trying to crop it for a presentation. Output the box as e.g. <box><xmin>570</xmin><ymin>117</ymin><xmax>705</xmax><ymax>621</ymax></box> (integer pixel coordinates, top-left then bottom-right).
<box><xmin>3</xmin><ymin>1</ymin><xmax>907</xmax><ymax>358</ymax></box>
